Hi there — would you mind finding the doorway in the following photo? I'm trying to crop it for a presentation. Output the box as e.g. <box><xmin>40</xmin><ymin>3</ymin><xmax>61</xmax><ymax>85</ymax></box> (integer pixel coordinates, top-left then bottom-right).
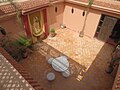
<box><xmin>109</xmin><ymin>20</ymin><xmax>120</xmax><ymax>43</ymax></box>
<box><xmin>94</xmin><ymin>14</ymin><xmax>120</xmax><ymax>45</ymax></box>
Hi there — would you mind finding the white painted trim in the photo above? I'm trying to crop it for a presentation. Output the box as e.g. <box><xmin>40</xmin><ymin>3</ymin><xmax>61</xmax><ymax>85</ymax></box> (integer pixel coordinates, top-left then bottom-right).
<box><xmin>13</xmin><ymin>0</ymin><xmax>29</xmax><ymax>2</ymax></box>
<box><xmin>0</xmin><ymin>2</ymin><xmax>10</xmax><ymax>5</ymax></box>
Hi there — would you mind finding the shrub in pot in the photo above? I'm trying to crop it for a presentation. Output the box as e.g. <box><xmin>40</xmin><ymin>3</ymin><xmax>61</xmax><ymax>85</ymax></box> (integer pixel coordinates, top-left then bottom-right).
<box><xmin>50</xmin><ymin>28</ymin><xmax>56</xmax><ymax>37</ymax></box>
<box><xmin>14</xmin><ymin>36</ymin><xmax>32</xmax><ymax>59</ymax></box>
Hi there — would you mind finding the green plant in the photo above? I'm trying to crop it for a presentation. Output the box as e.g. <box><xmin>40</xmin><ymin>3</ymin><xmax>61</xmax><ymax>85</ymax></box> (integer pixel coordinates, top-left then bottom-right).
<box><xmin>50</xmin><ymin>28</ymin><xmax>55</xmax><ymax>33</ymax></box>
<box><xmin>15</xmin><ymin>36</ymin><xmax>32</xmax><ymax>47</ymax></box>
<box><xmin>88</xmin><ymin>0</ymin><xmax>94</xmax><ymax>7</ymax></box>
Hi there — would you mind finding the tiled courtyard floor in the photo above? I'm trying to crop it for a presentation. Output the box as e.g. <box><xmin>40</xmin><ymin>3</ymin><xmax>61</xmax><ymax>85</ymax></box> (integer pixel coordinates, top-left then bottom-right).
<box><xmin>19</xmin><ymin>28</ymin><xmax>115</xmax><ymax>90</ymax></box>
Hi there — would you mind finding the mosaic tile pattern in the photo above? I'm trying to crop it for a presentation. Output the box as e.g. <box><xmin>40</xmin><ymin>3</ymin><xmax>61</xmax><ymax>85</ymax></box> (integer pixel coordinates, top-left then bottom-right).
<box><xmin>20</xmin><ymin>28</ymin><xmax>115</xmax><ymax>90</ymax></box>
<box><xmin>44</xmin><ymin>28</ymin><xmax>114</xmax><ymax>70</ymax></box>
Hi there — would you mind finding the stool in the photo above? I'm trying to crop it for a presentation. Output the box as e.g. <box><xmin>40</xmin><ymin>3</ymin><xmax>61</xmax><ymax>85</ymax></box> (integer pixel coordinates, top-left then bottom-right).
<box><xmin>48</xmin><ymin>58</ymin><xmax>54</xmax><ymax>64</ymax></box>
<box><xmin>62</xmin><ymin>70</ymin><xmax>70</xmax><ymax>78</ymax></box>
<box><xmin>47</xmin><ymin>72</ymin><xmax>55</xmax><ymax>81</ymax></box>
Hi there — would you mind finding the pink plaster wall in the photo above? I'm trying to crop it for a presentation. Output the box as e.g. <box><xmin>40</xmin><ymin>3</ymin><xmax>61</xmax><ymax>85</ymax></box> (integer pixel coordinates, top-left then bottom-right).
<box><xmin>63</xmin><ymin>3</ymin><xmax>101</xmax><ymax>38</ymax></box>
<box><xmin>0</xmin><ymin>16</ymin><xmax>24</xmax><ymax>35</ymax></box>
<box><xmin>63</xmin><ymin>3</ymin><xmax>85</xmax><ymax>33</ymax></box>
<box><xmin>46</xmin><ymin>2</ymin><xmax>64</xmax><ymax>31</ymax></box>
<box><xmin>84</xmin><ymin>9</ymin><xmax>101</xmax><ymax>38</ymax></box>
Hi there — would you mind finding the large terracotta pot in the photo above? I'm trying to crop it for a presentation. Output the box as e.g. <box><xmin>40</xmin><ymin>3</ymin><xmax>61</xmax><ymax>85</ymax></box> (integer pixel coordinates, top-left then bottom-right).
<box><xmin>50</xmin><ymin>32</ymin><xmax>56</xmax><ymax>37</ymax></box>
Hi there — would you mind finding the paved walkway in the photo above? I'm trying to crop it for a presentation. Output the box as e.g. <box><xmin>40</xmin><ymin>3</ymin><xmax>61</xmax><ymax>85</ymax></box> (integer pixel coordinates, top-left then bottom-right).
<box><xmin>20</xmin><ymin>28</ymin><xmax>115</xmax><ymax>90</ymax></box>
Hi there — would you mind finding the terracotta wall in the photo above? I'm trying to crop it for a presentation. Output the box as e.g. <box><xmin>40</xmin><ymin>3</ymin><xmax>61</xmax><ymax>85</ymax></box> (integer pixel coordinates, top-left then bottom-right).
<box><xmin>46</xmin><ymin>2</ymin><xmax>64</xmax><ymax>32</ymax></box>
<box><xmin>0</xmin><ymin>16</ymin><xmax>25</xmax><ymax>35</ymax></box>
<box><xmin>63</xmin><ymin>3</ymin><xmax>101</xmax><ymax>38</ymax></box>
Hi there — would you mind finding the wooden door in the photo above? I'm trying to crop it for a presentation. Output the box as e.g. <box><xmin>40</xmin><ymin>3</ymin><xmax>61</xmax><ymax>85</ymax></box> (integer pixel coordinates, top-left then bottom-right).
<box><xmin>98</xmin><ymin>16</ymin><xmax>117</xmax><ymax>42</ymax></box>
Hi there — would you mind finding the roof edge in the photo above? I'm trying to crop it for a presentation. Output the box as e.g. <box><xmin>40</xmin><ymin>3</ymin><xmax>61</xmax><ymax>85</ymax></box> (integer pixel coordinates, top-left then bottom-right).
<box><xmin>22</xmin><ymin>0</ymin><xmax>64</xmax><ymax>14</ymax></box>
<box><xmin>65</xmin><ymin>0</ymin><xmax>120</xmax><ymax>15</ymax></box>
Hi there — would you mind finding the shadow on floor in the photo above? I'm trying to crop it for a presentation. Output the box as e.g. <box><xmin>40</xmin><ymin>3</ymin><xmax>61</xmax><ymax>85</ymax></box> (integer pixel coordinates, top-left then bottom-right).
<box><xmin>79</xmin><ymin>43</ymin><xmax>115</xmax><ymax>90</ymax></box>
<box><xmin>19</xmin><ymin>41</ymin><xmax>115</xmax><ymax>90</ymax></box>
<box><xmin>19</xmin><ymin>41</ymin><xmax>86</xmax><ymax>90</ymax></box>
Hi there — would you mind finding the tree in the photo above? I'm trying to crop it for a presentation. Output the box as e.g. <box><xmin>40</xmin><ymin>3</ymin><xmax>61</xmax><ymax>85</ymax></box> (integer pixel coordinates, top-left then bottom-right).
<box><xmin>79</xmin><ymin>0</ymin><xmax>94</xmax><ymax>37</ymax></box>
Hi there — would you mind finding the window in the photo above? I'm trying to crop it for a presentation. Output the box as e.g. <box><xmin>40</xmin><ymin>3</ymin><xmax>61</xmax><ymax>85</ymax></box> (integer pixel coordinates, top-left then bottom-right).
<box><xmin>55</xmin><ymin>7</ymin><xmax>57</xmax><ymax>13</ymax></box>
<box><xmin>82</xmin><ymin>10</ymin><xmax>85</xmax><ymax>16</ymax></box>
<box><xmin>71</xmin><ymin>8</ymin><xmax>74</xmax><ymax>14</ymax></box>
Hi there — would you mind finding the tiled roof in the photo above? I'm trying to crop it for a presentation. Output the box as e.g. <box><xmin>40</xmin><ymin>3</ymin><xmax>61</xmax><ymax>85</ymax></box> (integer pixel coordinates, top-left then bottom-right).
<box><xmin>0</xmin><ymin>0</ymin><xmax>120</xmax><ymax>15</ymax></box>
<box><xmin>0</xmin><ymin>0</ymin><xmax>49</xmax><ymax>14</ymax></box>
<box><xmin>0</xmin><ymin>9</ymin><xmax>5</xmax><ymax>15</ymax></box>
<box><xmin>19</xmin><ymin>0</ymin><xmax>49</xmax><ymax>11</ymax></box>
<box><xmin>0</xmin><ymin>4</ymin><xmax>16</xmax><ymax>14</ymax></box>
<box><xmin>94</xmin><ymin>0</ymin><xmax>120</xmax><ymax>11</ymax></box>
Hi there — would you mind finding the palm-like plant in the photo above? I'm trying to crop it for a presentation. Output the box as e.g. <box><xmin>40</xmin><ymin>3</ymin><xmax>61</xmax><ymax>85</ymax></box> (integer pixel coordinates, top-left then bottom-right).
<box><xmin>15</xmin><ymin>36</ymin><xmax>32</xmax><ymax>47</ymax></box>
<box><xmin>79</xmin><ymin>0</ymin><xmax>94</xmax><ymax>37</ymax></box>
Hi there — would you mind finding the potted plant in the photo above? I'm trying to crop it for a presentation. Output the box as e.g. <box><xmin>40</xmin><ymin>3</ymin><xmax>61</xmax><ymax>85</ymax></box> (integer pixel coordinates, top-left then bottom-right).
<box><xmin>50</xmin><ymin>28</ymin><xmax>56</xmax><ymax>37</ymax></box>
<box><xmin>14</xmin><ymin>36</ymin><xmax>32</xmax><ymax>59</ymax></box>
<box><xmin>16</xmin><ymin>36</ymin><xmax>32</xmax><ymax>47</ymax></box>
